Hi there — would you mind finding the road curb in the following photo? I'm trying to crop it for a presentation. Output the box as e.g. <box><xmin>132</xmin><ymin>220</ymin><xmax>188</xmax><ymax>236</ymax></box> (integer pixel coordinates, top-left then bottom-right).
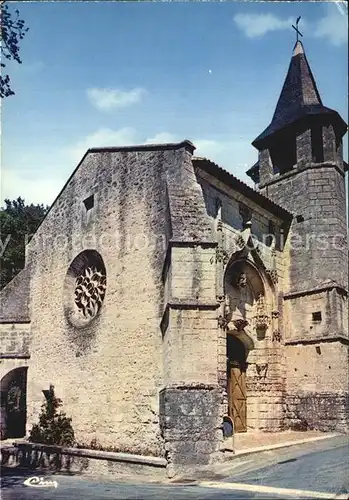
<box><xmin>223</xmin><ymin>432</ymin><xmax>342</xmax><ymax>460</ymax></box>
<box><xmin>164</xmin><ymin>434</ymin><xmax>346</xmax><ymax>484</ymax></box>
<box><xmin>172</xmin><ymin>433</ymin><xmax>345</xmax><ymax>483</ymax></box>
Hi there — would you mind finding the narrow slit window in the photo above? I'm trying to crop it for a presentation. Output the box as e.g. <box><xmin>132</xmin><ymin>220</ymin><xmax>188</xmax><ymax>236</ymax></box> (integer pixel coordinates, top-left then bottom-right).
<box><xmin>83</xmin><ymin>195</ymin><xmax>94</xmax><ymax>211</ymax></box>
<box><xmin>311</xmin><ymin>125</ymin><xmax>324</xmax><ymax>163</ymax></box>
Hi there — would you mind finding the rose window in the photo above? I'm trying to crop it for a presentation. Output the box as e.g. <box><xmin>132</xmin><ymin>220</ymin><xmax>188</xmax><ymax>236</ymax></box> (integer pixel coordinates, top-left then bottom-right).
<box><xmin>64</xmin><ymin>250</ymin><xmax>107</xmax><ymax>328</ymax></box>
<box><xmin>74</xmin><ymin>267</ymin><xmax>106</xmax><ymax>318</ymax></box>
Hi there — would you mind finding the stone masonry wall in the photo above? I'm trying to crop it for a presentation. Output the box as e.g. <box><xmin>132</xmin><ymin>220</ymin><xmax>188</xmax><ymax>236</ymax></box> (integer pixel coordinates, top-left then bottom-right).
<box><xmin>283</xmin><ymin>288</ymin><xmax>348</xmax><ymax>342</ymax></box>
<box><xmin>0</xmin><ymin>358</ymin><xmax>30</xmax><ymax>390</ymax></box>
<box><xmin>163</xmin><ymin>246</ymin><xmax>218</xmax><ymax>387</ymax></box>
<box><xmin>256</xmin><ymin>122</ymin><xmax>348</xmax><ymax>433</ymax></box>
<box><xmin>159</xmin><ymin>386</ymin><xmax>223</xmax><ymax>477</ymax></box>
<box><xmin>160</xmin><ymin>151</ymin><xmax>223</xmax><ymax>473</ymax></box>
<box><xmin>24</xmin><ymin>145</ymin><xmax>191</xmax><ymax>457</ymax></box>
<box><xmin>260</xmin><ymin>166</ymin><xmax>348</xmax><ymax>293</ymax></box>
<box><xmin>194</xmin><ymin>169</ymin><xmax>288</xmax><ymax>433</ymax></box>
<box><xmin>198</xmin><ymin>173</ymin><xmax>286</xmax><ymax>253</ymax></box>
<box><xmin>284</xmin><ymin>341</ymin><xmax>349</xmax><ymax>432</ymax></box>
<box><xmin>0</xmin><ymin>324</ymin><xmax>30</xmax><ymax>358</ymax></box>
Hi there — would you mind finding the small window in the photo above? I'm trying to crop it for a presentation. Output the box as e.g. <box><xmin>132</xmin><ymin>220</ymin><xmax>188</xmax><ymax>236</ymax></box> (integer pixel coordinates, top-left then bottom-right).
<box><xmin>270</xmin><ymin>136</ymin><xmax>297</xmax><ymax>175</ymax></box>
<box><xmin>239</xmin><ymin>203</ymin><xmax>252</xmax><ymax>227</ymax></box>
<box><xmin>315</xmin><ymin>346</ymin><xmax>321</xmax><ymax>355</ymax></box>
<box><xmin>296</xmin><ymin>215</ymin><xmax>304</xmax><ymax>223</ymax></box>
<box><xmin>83</xmin><ymin>195</ymin><xmax>94</xmax><ymax>211</ymax></box>
<box><xmin>215</xmin><ymin>197</ymin><xmax>222</xmax><ymax>217</ymax></box>
<box><xmin>312</xmin><ymin>311</ymin><xmax>322</xmax><ymax>322</ymax></box>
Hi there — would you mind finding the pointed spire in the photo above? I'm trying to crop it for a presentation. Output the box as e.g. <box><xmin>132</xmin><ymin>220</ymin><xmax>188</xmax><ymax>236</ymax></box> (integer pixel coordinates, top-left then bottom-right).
<box><xmin>271</xmin><ymin>40</ymin><xmax>322</xmax><ymax>117</ymax></box>
<box><xmin>292</xmin><ymin>40</ymin><xmax>304</xmax><ymax>56</ymax></box>
<box><xmin>252</xmin><ymin>42</ymin><xmax>346</xmax><ymax>149</ymax></box>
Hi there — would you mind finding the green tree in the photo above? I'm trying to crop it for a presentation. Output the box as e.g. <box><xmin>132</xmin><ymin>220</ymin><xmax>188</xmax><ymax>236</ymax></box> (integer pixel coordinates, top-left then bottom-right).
<box><xmin>29</xmin><ymin>385</ymin><xmax>75</xmax><ymax>447</ymax></box>
<box><xmin>0</xmin><ymin>197</ymin><xmax>49</xmax><ymax>289</ymax></box>
<box><xmin>0</xmin><ymin>1</ymin><xmax>29</xmax><ymax>97</ymax></box>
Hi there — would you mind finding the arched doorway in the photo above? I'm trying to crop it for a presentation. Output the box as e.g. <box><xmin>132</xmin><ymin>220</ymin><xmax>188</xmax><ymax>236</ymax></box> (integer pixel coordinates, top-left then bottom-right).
<box><xmin>223</xmin><ymin>259</ymin><xmax>268</xmax><ymax>433</ymax></box>
<box><xmin>0</xmin><ymin>367</ymin><xmax>28</xmax><ymax>439</ymax></box>
<box><xmin>227</xmin><ymin>335</ymin><xmax>248</xmax><ymax>432</ymax></box>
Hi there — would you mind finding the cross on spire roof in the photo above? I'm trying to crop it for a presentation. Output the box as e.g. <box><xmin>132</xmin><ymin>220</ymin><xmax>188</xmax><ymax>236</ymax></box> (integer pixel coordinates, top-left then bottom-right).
<box><xmin>251</xmin><ymin>35</ymin><xmax>347</xmax><ymax>149</ymax></box>
<box><xmin>292</xmin><ymin>16</ymin><xmax>303</xmax><ymax>43</ymax></box>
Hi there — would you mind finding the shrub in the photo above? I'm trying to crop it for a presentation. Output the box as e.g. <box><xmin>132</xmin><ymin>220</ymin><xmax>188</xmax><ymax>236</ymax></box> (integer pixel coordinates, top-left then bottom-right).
<box><xmin>29</xmin><ymin>385</ymin><xmax>75</xmax><ymax>446</ymax></box>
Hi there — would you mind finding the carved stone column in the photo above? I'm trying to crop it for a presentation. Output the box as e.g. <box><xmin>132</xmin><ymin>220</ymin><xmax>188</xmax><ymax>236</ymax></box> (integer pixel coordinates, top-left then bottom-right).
<box><xmin>213</xmin><ymin>200</ymin><xmax>230</xmax><ymax>412</ymax></box>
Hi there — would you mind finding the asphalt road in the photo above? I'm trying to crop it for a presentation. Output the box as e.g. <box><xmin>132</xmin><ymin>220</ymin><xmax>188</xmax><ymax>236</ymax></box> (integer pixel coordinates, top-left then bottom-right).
<box><xmin>1</xmin><ymin>436</ymin><xmax>348</xmax><ymax>499</ymax></box>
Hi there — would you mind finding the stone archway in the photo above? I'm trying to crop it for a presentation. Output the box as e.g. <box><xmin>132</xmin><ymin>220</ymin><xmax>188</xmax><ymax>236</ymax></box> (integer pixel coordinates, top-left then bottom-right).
<box><xmin>224</xmin><ymin>259</ymin><xmax>270</xmax><ymax>432</ymax></box>
<box><xmin>0</xmin><ymin>367</ymin><xmax>28</xmax><ymax>440</ymax></box>
<box><xmin>224</xmin><ymin>259</ymin><xmax>266</xmax><ymax>335</ymax></box>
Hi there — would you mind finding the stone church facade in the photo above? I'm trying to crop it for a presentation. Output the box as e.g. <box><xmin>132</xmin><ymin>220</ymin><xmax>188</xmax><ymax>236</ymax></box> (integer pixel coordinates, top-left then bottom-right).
<box><xmin>1</xmin><ymin>41</ymin><xmax>348</xmax><ymax>473</ymax></box>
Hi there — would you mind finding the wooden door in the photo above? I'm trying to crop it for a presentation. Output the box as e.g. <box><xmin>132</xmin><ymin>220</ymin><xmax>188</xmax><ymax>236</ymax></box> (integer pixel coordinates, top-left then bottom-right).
<box><xmin>228</xmin><ymin>365</ymin><xmax>247</xmax><ymax>433</ymax></box>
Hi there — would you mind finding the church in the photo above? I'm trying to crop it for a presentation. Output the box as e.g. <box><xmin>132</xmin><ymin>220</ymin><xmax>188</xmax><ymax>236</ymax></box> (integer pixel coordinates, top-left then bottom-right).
<box><xmin>1</xmin><ymin>39</ymin><xmax>348</xmax><ymax>475</ymax></box>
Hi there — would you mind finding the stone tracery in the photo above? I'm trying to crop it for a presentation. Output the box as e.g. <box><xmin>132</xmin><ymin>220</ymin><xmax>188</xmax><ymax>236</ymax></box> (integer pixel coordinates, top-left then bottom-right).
<box><xmin>253</xmin><ymin>293</ymin><xmax>271</xmax><ymax>330</ymax></box>
<box><xmin>74</xmin><ymin>267</ymin><xmax>106</xmax><ymax>318</ymax></box>
<box><xmin>64</xmin><ymin>249</ymin><xmax>107</xmax><ymax>328</ymax></box>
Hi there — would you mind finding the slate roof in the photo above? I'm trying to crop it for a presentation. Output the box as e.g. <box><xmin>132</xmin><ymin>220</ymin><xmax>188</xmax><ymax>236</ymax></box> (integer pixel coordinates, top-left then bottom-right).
<box><xmin>0</xmin><ymin>268</ymin><xmax>30</xmax><ymax>323</ymax></box>
<box><xmin>246</xmin><ymin>161</ymin><xmax>260</xmax><ymax>183</ymax></box>
<box><xmin>252</xmin><ymin>41</ymin><xmax>347</xmax><ymax>149</ymax></box>
<box><xmin>192</xmin><ymin>156</ymin><xmax>293</xmax><ymax>223</ymax></box>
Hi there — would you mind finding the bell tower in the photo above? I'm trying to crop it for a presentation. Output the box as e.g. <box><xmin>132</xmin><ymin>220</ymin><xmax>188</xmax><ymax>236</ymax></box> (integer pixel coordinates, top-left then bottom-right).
<box><xmin>247</xmin><ymin>36</ymin><xmax>348</xmax><ymax>431</ymax></box>
<box><xmin>247</xmin><ymin>39</ymin><xmax>348</xmax><ymax>293</ymax></box>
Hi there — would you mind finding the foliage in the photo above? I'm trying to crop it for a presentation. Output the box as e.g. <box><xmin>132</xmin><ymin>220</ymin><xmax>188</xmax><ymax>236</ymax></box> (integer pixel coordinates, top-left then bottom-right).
<box><xmin>0</xmin><ymin>197</ymin><xmax>49</xmax><ymax>289</ymax></box>
<box><xmin>0</xmin><ymin>1</ymin><xmax>29</xmax><ymax>97</ymax></box>
<box><xmin>29</xmin><ymin>385</ymin><xmax>75</xmax><ymax>447</ymax></box>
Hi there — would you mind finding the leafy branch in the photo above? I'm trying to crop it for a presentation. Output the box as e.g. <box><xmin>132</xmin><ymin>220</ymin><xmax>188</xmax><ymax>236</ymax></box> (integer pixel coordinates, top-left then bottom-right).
<box><xmin>0</xmin><ymin>1</ymin><xmax>29</xmax><ymax>97</ymax></box>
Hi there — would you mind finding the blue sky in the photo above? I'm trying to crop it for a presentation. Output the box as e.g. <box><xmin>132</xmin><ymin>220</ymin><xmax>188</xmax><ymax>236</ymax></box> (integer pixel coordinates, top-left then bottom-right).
<box><xmin>2</xmin><ymin>1</ymin><xmax>348</xmax><ymax>205</ymax></box>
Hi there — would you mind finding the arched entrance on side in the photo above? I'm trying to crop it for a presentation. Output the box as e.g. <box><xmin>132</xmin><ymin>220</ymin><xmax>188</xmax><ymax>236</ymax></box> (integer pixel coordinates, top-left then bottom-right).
<box><xmin>0</xmin><ymin>367</ymin><xmax>28</xmax><ymax>440</ymax></box>
<box><xmin>224</xmin><ymin>258</ymin><xmax>270</xmax><ymax>433</ymax></box>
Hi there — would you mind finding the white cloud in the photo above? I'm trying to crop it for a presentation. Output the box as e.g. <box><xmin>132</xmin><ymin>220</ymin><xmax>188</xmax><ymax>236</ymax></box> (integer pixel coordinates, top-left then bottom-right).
<box><xmin>2</xmin><ymin>128</ymin><xmax>139</xmax><ymax>206</ymax></box>
<box><xmin>145</xmin><ymin>132</ymin><xmax>180</xmax><ymax>144</ymax></box>
<box><xmin>233</xmin><ymin>7</ymin><xmax>347</xmax><ymax>46</ymax></box>
<box><xmin>86</xmin><ymin>87</ymin><xmax>146</xmax><ymax>111</ymax></box>
<box><xmin>145</xmin><ymin>133</ymin><xmax>255</xmax><ymax>181</ymax></box>
<box><xmin>193</xmin><ymin>138</ymin><xmax>254</xmax><ymax>174</ymax></box>
<box><xmin>145</xmin><ymin>134</ymin><xmax>254</xmax><ymax>174</ymax></box>
<box><xmin>69</xmin><ymin>127</ymin><xmax>138</xmax><ymax>162</ymax></box>
<box><xmin>145</xmin><ymin>134</ymin><xmax>234</xmax><ymax>165</ymax></box>
<box><xmin>233</xmin><ymin>13</ymin><xmax>293</xmax><ymax>38</ymax></box>
<box><xmin>70</xmin><ymin>129</ymin><xmax>182</xmax><ymax>163</ymax></box>
<box><xmin>2</xmin><ymin>128</ymin><xmax>256</xmax><ymax>206</ymax></box>
<box><xmin>194</xmin><ymin>139</ymin><xmax>224</xmax><ymax>158</ymax></box>
<box><xmin>314</xmin><ymin>4</ymin><xmax>348</xmax><ymax>46</ymax></box>
<box><xmin>1</xmin><ymin>168</ymin><xmax>65</xmax><ymax>206</ymax></box>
